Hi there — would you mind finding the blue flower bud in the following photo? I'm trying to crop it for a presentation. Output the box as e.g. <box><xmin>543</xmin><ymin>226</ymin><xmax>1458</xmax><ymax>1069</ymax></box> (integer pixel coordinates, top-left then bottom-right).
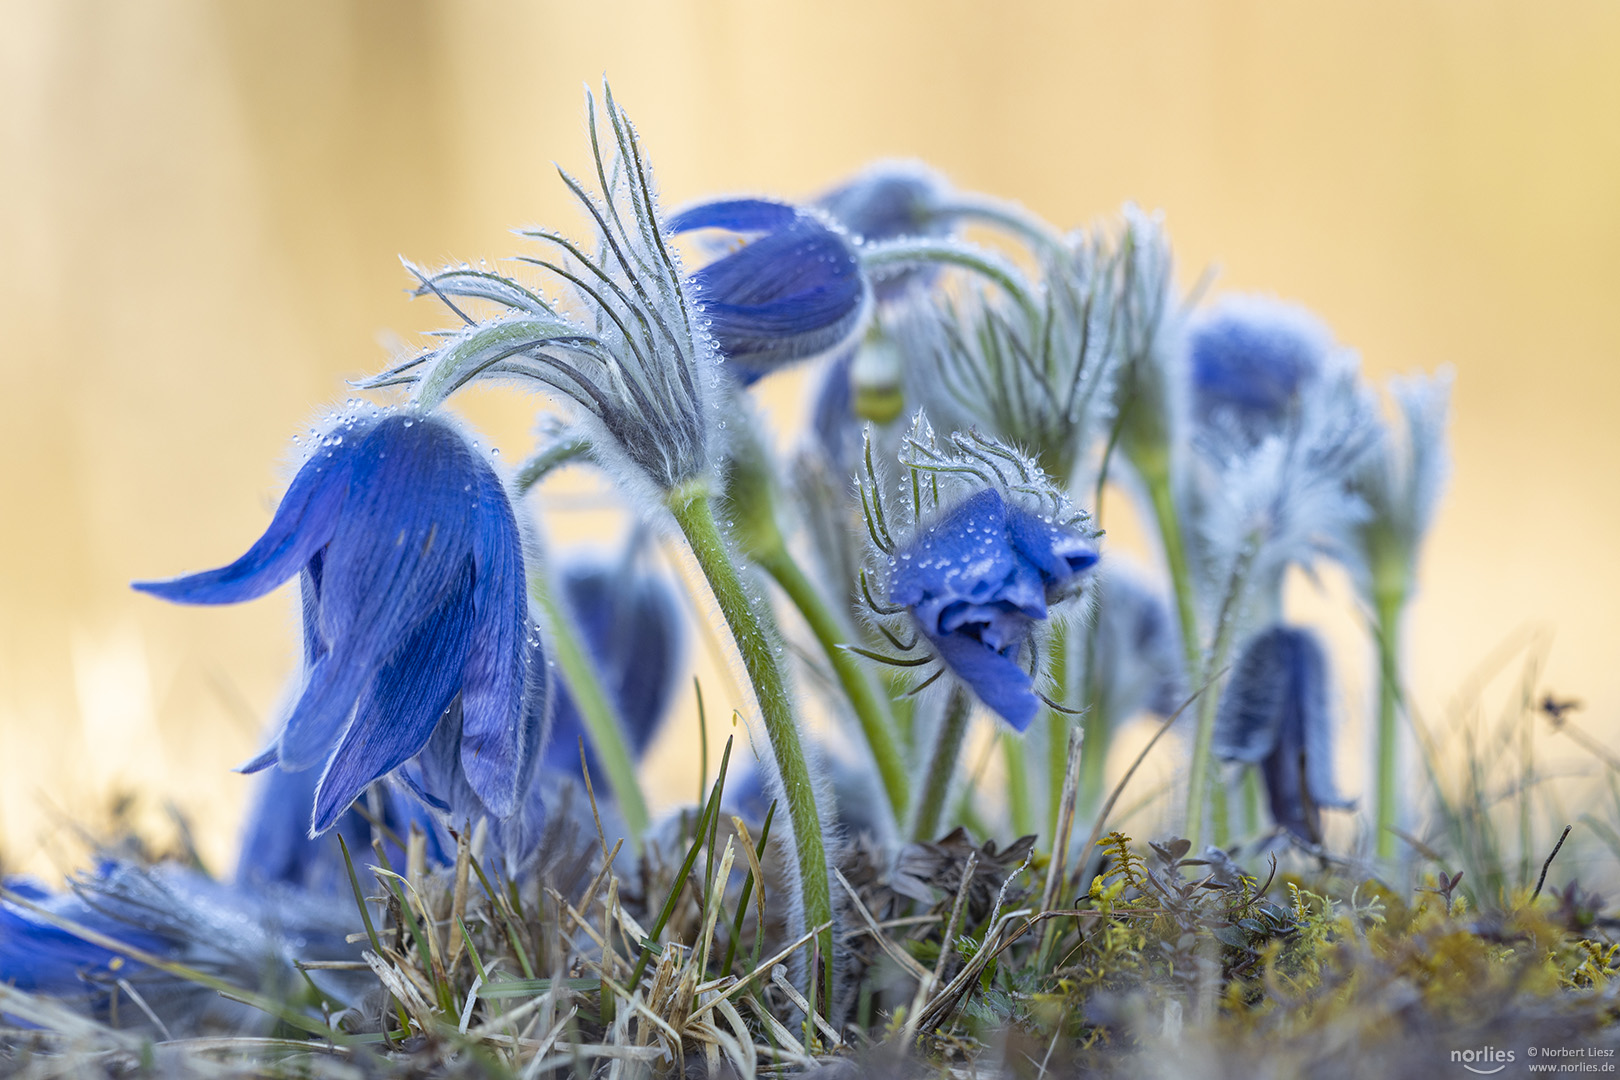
<box><xmin>1213</xmin><ymin>624</ymin><xmax>1352</xmax><ymax>844</ymax></box>
<box><xmin>889</xmin><ymin>487</ymin><xmax>1098</xmax><ymax>730</ymax></box>
<box><xmin>1189</xmin><ymin>295</ymin><xmax>1336</xmax><ymax>440</ymax></box>
<box><xmin>542</xmin><ymin>557</ymin><xmax>684</xmax><ymax>778</ymax></box>
<box><xmin>134</xmin><ymin>410</ymin><xmax>540</xmax><ymax>837</ymax></box>
<box><xmin>670</xmin><ymin>198</ymin><xmax>870</xmax><ymax>383</ymax></box>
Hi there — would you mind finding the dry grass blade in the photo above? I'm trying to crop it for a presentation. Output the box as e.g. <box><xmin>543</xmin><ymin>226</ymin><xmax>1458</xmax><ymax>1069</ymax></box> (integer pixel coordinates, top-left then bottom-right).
<box><xmin>688</xmin><ymin>921</ymin><xmax>834</xmax><ymax>1021</ymax></box>
<box><xmin>772</xmin><ymin>965</ymin><xmax>842</xmax><ymax>1047</ymax></box>
<box><xmin>834</xmin><ymin>866</ymin><xmax>932</xmax><ymax>982</ymax></box>
<box><xmin>903</xmin><ymin>850</ymin><xmax>978</xmax><ymax>1044</ymax></box>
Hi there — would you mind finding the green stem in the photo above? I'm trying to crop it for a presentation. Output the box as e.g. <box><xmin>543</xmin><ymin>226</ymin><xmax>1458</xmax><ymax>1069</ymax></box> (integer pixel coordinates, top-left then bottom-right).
<box><xmin>1139</xmin><ymin>454</ymin><xmax>1203</xmax><ymax>680</ymax></box>
<box><xmin>528</xmin><ymin>576</ymin><xmax>649</xmax><ymax>848</ymax></box>
<box><xmin>1139</xmin><ymin>451</ymin><xmax>1233</xmax><ymax>850</ymax></box>
<box><xmin>664</xmin><ymin>481</ymin><xmax>833</xmax><ymax>1003</ymax></box>
<box><xmin>1003</xmin><ymin>733</ymin><xmax>1034</xmax><ymax>838</ymax></box>
<box><xmin>1184</xmin><ymin>544</ymin><xmax>1255</xmax><ymax>849</ymax></box>
<box><xmin>1079</xmin><ymin>707</ymin><xmax>1111</xmax><ymax>826</ymax></box>
<box><xmin>1374</xmin><ymin>584</ymin><xmax>1406</xmax><ymax>860</ymax></box>
<box><xmin>1241</xmin><ymin>766</ymin><xmax>1264</xmax><ymax>838</ymax></box>
<box><xmin>753</xmin><ymin>545</ymin><xmax>910</xmax><ymax>823</ymax></box>
<box><xmin>1046</xmin><ymin>622</ymin><xmax>1072</xmax><ymax>842</ymax></box>
<box><xmin>914</xmin><ymin>687</ymin><xmax>973</xmax><ymax>841</ymax></box>
<box><xmin>516</xmin><ymin>437</ymin><xmax>590</xmax><ymax>493</ymax></box>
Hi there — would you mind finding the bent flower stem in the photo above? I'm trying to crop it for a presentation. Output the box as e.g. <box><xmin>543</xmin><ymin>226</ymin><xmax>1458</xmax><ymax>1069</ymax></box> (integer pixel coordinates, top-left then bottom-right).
<box><xmin>664</xmin><ymin>479</ymin><xmax>834</xmax><ymax>1004</ymax></box>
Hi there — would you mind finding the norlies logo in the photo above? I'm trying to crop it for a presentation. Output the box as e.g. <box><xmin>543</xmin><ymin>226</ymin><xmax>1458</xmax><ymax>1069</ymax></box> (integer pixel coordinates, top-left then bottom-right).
<box><xmin>1453</xmin><ymin>1047</ymin><xmax>1516</xmax><ymax>1075</ymax></box>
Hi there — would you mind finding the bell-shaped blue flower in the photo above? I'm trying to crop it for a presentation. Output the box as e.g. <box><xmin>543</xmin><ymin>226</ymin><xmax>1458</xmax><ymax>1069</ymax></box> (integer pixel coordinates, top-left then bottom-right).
<box><xmin>889</xmin><ymin>488</ymin><xmax>1098</xmax><ymax>730</ymax></box>
<box><xmin>542</xmin><ymin>558</ymin><xmax>684</xmax><ymax>779</ymax></box>
<box><xmin>1213</xmin><ymin>624</ymin><xmax>1352</xmax><ymax>844</ymax></box>
<box><xmin>134</xmin><ymin>410</ymin><xmax>537</xmax><ymax>836</ymax></box>
<box><xmin>1189</xmin><ymin>295</ymin><xmax>1335</xmax><ymax>439</ymax></box>
<box><xmin>669</xmin><ymin>198</ymin><xmax>869</xmax><ymax>384</ymax></box>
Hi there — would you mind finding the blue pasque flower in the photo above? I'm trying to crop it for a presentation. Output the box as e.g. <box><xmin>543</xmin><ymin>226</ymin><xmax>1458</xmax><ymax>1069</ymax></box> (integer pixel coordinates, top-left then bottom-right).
<box><xmin>858</xmin><ymin>419</ymin><xmax>1099</xmax><ymax>731</ymax></box>
<box><xmin>234</xmin><ymin>765</ymin><xmax>378</xmax><ymax>892</ymax></box>
<box><xmin>542</xmin><ymin>556</ymin><xmax>684</xmax><ymax>778</ymax></box>
<box><xmin>1212</xmin><ymin>624</ymin><xmax>1352</xmax><ymax>844</ymax></box>
<box><xmin>134</xmin><ymin>409</ymin><xmax>537</xmax><ymax>835</ymax></box>
<box><xmin>2</xmin><ymin>862</ymin><xmax>364</xmax><ymax>1032</ymax></box>
<box><xmin>668</xmin><ymin>198</ymin><xmax>869</xmax><ymax>383</ymax></box>
<box><xmin>0</xmin><ymin>875</ymin><xmax>170</xmax><ymax>1002</ymax></box>
<box><xmin>1189</xmin><ymin>295</ymin><xmax>1337</xmax><ymax>440</ymax></box>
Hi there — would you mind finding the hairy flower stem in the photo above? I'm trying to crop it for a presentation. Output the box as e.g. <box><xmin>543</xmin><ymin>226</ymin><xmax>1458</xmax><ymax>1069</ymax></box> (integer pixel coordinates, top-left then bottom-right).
<box><xmin>1374</xmin><ymin>583</ymin><xmax>1407</xmax><ymax>860</ymax></box>
<box><xmin>1078</xmin><ymin>632</ymin><xmax>1111</xmax><ymax>823</ymax></box>
<box><xmin>1046</xmin><ymin>622</ymin><xmax>1072</xmax><ymax>839</ymax></box>
<box><xmin>527</xmin><ymin>576</ymin><xmax>649</xmax><ymax>848</ymax></box>
<box><xmin>1003</xmin><ymin>733</ymin><xmax>1034</xmax><ymax>838</ymax></box>
<box><xmin>1137</xmin><ymin>451</ymin><xmax>1229</xmax><ymax>848</ymax></box>
<box><xmin>752</xmin><ymin>544</ymin><xmax>910</xmax><ymax>823</ymax></box>
<box><xmin>914</xmin><ymin>687</ymin><xmax>973</xmax><ymax>842</ymax></box>
<box><xmin>1184</xmin><ymin>543</ymin><xmax>1256</xmax><ymax>849</ymax></box>
<box><xmin>665</xmin><ymin>481</ymin><xmax>834</xmax><ymax>1002</ymax></box>
<box><xmin>1138</xmin><ymin>453</ymin><xmax>1203</xmax><ymax>681</ymax></box>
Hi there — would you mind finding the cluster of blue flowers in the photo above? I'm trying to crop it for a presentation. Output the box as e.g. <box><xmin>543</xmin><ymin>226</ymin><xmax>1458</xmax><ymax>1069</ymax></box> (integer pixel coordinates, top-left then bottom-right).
<box><xmin>3</xmin><ymin>82</ymin><xmax>1452</xmax><ymax>1028</ymax></box>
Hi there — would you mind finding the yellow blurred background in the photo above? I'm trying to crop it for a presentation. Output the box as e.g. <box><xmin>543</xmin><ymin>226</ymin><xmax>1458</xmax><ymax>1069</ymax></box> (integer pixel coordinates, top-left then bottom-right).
<box><xmin>2</xmin><ymin>1</ymin><xmax>1617</xmax><ymax>878</ymax></box>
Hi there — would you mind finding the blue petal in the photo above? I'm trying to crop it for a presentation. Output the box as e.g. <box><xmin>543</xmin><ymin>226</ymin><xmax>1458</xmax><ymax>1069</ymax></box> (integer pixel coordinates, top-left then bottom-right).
<box><xmin>132</xmin><ymin>445</ymin><xmax>352</xmax><ymax>605</ymax></box>
<box><xmin>1005</xmin><ymin>508</ymin><xmax>1100</xmax><ymax>592</ymax></box>
<box><xmin>311</xmin><ymin>417</ymin><xmax>482</xmax><ymax>662</ymax></box>
<box><xmin>543</xmin><ymin>560</ymin><xmax>683</xmax><ymax>777</ymax></box>
<box><xmin>282</xmin><ymin>416</ymin><xmax>487</xmax><ymax>770</ymax></box>
<box><xmin>689</xmin><ymin>220</ymin><xmax>866</xmax><ymax>379</ymax></box>
<box><xmin>889</xmin><ymin>488</ymin><xmax>1099</xmax><ymax>730</ymax></box>
<box><xmin>928</xmin><ymin>631</ymin><xmax>1040</xmax><ymax>731</ymax></box>
<box><xmin>311</xmin><ymin>562</ymin><xmax>476</xmax><ymax>835</ymax></box>
<box><xmin>817</xmin><ymin>164</ymin><xmax>950</xmax><ymax>244</ymax></box>
<box><xmin>668</xmin><ymin>197</ymin><xmax>800</xmax><ymax>235</ymax></box>
<box><xmin>277</xmin><ymin>650</ymin><xmax>373</xmax><ymax>770</ymax></box>
<box><xmin>235</xmin><ymin>764</ymin><xmax>371</xmax><ymax>890</ymax></box>
<box><xmin>1214</xmin><ymin>624</ymin><xmax>1350</xmax><ymax>843</ymax></box>
<box><xmin>1190</xmin><ymin>296</ymin><xmax>1334</xmax><ymax>434</ymax></box>
<box><xmin>1212</xmin><ymin>626</ymin><xmax>1295</xmax><ymax>763</ymax></box>
<box><xmin>456</xmin><ymin>465</ymin><xmax>532</xmax><ymax>817</ymax></box>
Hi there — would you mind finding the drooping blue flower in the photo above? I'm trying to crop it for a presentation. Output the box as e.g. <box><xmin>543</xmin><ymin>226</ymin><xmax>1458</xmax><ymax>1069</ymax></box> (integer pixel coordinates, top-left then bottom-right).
<box><xmin>1189</xmin><ymin>295</ymin><xmax>1336</xmax><ymax>439</ymax></box>
<box><xmin>889</xmin><ymin>487</ymin><xmax>1099</xmax><ymax>730</ymax></box>
<box><xmin>133</xmin><ymin>409</ymin><xmax>538</xmax><ymax>836</ymax></box>
<box><xmin>2</xmin><ymin>861</ymin><xmax>365</xmax><ymax>1032</ymax></box>
<box><xmin>234</xmin><ymin>765</ymin><xmax>377</xmax><ymax>892</ymax></box>
<box><xmin>542</xmin><ymin>558</ymin><xmax>684</xmax><ymax>779</ymax></box>
<box><xmin>669</xmin><ymin>198</ymin><xmax>870</xmax><ymax>384</ymax></box>
<box><xmin>1212</xmin><ymin>624</ymin><xmax>1352</xmax><ymax>844</ymax></box>
<box><xmin>0</xmin><ymin>875</ymin><xmax>169</xmax><ymax>1002</ymax></box>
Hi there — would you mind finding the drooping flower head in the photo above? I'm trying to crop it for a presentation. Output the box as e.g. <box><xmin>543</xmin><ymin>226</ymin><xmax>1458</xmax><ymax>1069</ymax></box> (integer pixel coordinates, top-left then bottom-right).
<box><xmin>1</xmin><ymin>861</ymin><xmax>362</xmax><ymax>1033</ymax></box>
<box><xmin>855</xmin><ymin>416</ymin><xmax>1100</xmax><ymax>730</ymax></box>
<box><xmin>359</xmin><ymin>87</ymin><xmax>716</xmax><ymax>498</ymax></box>
<box><xmin>1189</xmin><ymin>294</ymin><xmax>1337</xmax><ymax>442</ymax></box>
<box><xmin>234</xmin><ymin>764</ymin><xmax>380</xmax><ymax>892</ymax></box>
<box><xmin>134</xmin><ymin>407</ymin><xmax>539</xmax><ymax>836</ymax></box>
<box><xmin>363</xmin><ymin>87</ymin><xmax>869</xmax><ymax>498</ymax></box>
<box><xmin>1212</xmin><ymin>624</ymin><xmax>1352</xmax><ymax>844</ymax></box>
<box><xmin>542</xmin><ymin>552</ymin><xmax>685</xmax><ymax>779</ymax></box>
<box><xmin>669</xmin><ymin>198</ymin><xmax>869</xmax><ymax>384</ymax></box>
